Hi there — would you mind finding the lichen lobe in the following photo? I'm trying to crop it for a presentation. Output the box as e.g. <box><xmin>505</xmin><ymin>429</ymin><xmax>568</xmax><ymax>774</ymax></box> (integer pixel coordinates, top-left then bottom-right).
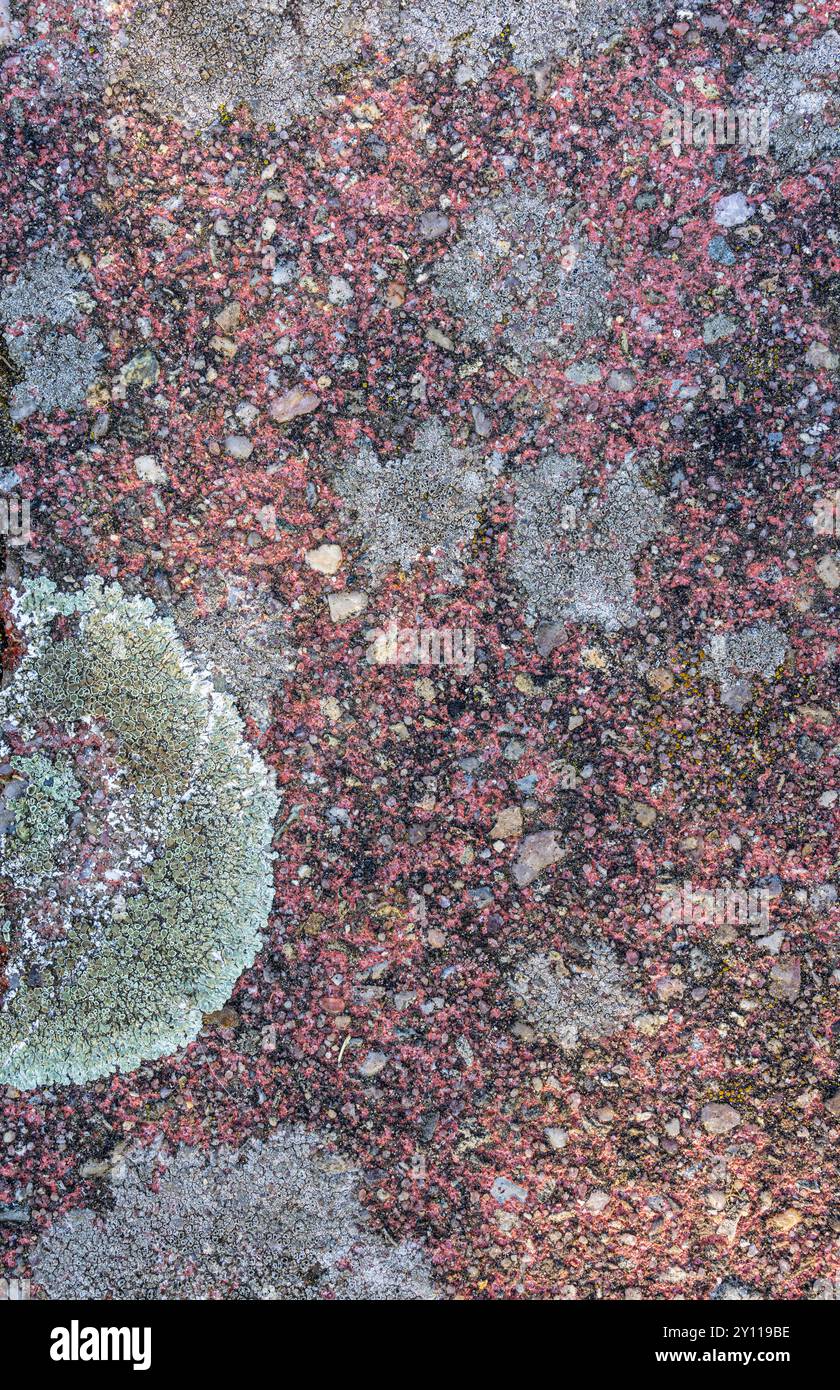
<box><xmin>0</xmin><ymin>577</ymin><xmax>279</xmax><ymax>1090</ymax></box>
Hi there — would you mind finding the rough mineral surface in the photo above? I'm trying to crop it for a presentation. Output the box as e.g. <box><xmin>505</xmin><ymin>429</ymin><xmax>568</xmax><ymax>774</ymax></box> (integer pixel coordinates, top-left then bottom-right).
<box><xmin>31</xmin><ymin>1128</ymin><xmax>437</xmax><ymax>1300</ymax></box>
<box><xmin>106</xmin><ymin>0</ymin><xmax>396</xmax><ymax>130</ymax></box>
<box><xmin>106</xmin><ymin>0</ymin><xmax>647</xmax><ymax>129</ymax></box>
<box><xmin>511</xmin><ymin>453</ymin><xmax>664</xmax><ymax>630</ymax></box>
<box><xmin>173</xmin><ymin>576</ymin><xmax>297</xmax><ymax>732</ymax></box>
<box><xmin>0</xmin><ymin>579</ymin><xmax>279</xmax><ymax>1089</ymax></box>
<box><xmin>0</xmin><ymin>249</ymin><xmax>102</xmax><ymax>418</ymax></box>
<box><xmin>2</xmin><ymin>0</ymin><xmax>839</xmax><ymax>1316</ymax></box>
<box><xmin>510</xmin><ymin>942</ymin><xmax>641</xmax><ymax>1052</ymax></box>
<box><xmin>435</xmin><ymin>186</ymin><xmax>612</xmax><ymax>364</ymax></box>
<box><xmin>398</xmin><ymin>0</ymin><xmax>578</xmax><ymax>78</ymax></box>
<box><xmin>335</xmin><ymin>417</ymin><xmax>496</xmax><ymax>579</ymax></box>
<box><xmin>575</xmin><ymin>0</ymin><xmax>655</xmax><ymax>54</ymax></box>
<box><xmin>740</xmin><ymin>31</ymin><xmax>840</xmax><ymax>170</ymax></box>
<box><xmin>703</xmin><ymin>620</ymin><xmax>789</xmax><ymax>710</ymax></box>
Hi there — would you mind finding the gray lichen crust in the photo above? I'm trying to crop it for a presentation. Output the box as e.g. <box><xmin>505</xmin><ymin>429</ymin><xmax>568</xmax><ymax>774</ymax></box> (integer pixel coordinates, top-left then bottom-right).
<box><xmin>510</xmin><ymin>942</ymin><xmax>640</xmax><ymax>1051</ymax></box>
<box><xmin>739</xmin><ymin>30</ymin><xmax>840</xmax><ymax>171</ymax></box>
<box><xmin>106</xmin><ymin>0</ymin><xmax>396</xmax><ymax>131</ymax></box>
<box><xmin>399</xmin><ymin>0</ymin><xmax>578</xmax><ymax>78</ymax></box>
<box><xmin>434</xmin><ymin>186</ymin><xmax>612</xmax><ymax>365</ymax></box>
<box><xmin>0</xmin><ymin>578</ymin><xmax>279</xmax><ymax>1091</ymax></box>
<box><xmin>0</xmin><ymin>249</ymin><xmax>102</xmax><ymax>419</ymax></box>
<box><xmin>105</xmin><ymin>0</ymin><xmax>655</xmax><ymax>131</ymax></box>
<box><xmin>511</xmin><ymin>452</ymin><xmax>664</xmax><ymax>631</ymax></box>
<box><xmin>31</xmin><ymin>1128</ymin><xmax>438</xmax><ymax>1300</ymax></box>
<box><xmin>574</xmin><ymin>0</ymin><xmax>655</xmax><ymax>56</ymax></box>
<box><xmin>173</xmin><ymin>575</ymin><xmax>297</xmax><ymax>734</ymax></box>
<box><xmin>335</xmin><ymin>417</ymin><xmax>496</xmax><ymax>580</ymax></box>
<box><xmin>702</xmin><ymin>620</ymin><xmax>789</xmax><ymax>712</ymax></box>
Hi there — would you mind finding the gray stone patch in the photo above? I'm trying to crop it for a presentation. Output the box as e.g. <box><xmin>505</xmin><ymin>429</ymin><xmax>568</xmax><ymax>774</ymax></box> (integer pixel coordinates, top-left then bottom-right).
<box><xmin>31</xmin><ymin>1129</ymin><xmax>438</xmax><ymax>1301</ymax></box>
<box><xmin>711</xmin><ymin>1278</ymin><xmax>763</xmax><ymax>1301</ymax></box>
<box><xmin>106</xmin><ymin>0</ymin><xmax>656</xmax><ymax>129</ymax></box>
<box><xmin>434</xmin><ymin>185</ymin><xmax>612</xmax><ymax>365</ymax></box>
<box><xmin>399</xmin><ymin>0</ymin><xmax>578</xmax><ymax>80</ymax></box>
<box><xmin>511</xmin><ymin>452</ymin><xmax>664</xmax><ymax>631</ymax></box>
<box><xmin>809</xmin><ymin>883</ymin><xmax>837</xmax><ymax>914</ymax></box>
<box><xmin>491</xmin><ymin>1176</ymin><xmax>528</xmax><ymax>1204</ymax></box>
<box><xmin>173</xmin><ymin>575</ymin><xmax>297</xmax><ymax>733</ymax></box>
<box><xmin>809</xmin><ymin>1276</ymin><xmax>840</xmax><ymax>1300</ymax></box>
<box><xmin>106</xmin><ymin>0</ymin><xmax>397</xmax><ymax>130</ymax></box>
<box><xmin>575</xmin><ymin>0</ymin><xmax>655</xmax><ymax>55</ymax></box>
<box><xmin>739</xmin><ymin>30</ymin><xmax>840</xmax><ymax>170</ymax></box>
<box><xmin>703</xmin><ymin>313</ymin><xmax>737</xmax><ymax>346</ymax></box>
<box><xmin>0</xmin><ymin>249</ymin><xmax>102</xmax><ymax>419</ymax></box>
<box><xmin>0</xmin><ymin>2</ymin><xmax>21</xmax><ymax>46</ymax></box>
<box><xmin>335</xmin><ymin>417</ymin><xmax>498</xmax><ymax>581</ymax></box>
<box><xmin>510</xmin><ymin>941</ymin><xmax>640</xmax><ymax>1051</ymax></box>
<box><xmin>703</xmin><ymin>620</ymin><xmax>789</xmax><ymax>710</ymax></box>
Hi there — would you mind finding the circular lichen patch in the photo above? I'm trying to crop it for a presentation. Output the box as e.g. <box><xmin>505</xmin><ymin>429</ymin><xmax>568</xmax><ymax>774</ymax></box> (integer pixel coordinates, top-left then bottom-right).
<box><xmin>0</xmin><ymin>578</ymin><xmax>279</xmax><ymax>1090</ymax></box>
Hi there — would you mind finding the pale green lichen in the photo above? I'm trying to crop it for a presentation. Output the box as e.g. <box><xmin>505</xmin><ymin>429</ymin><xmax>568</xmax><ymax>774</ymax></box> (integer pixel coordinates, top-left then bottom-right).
<box><xmin>4</xmin><ymin>753</ymin><xmax>80</xmax><ymax>879</ymax></box>
<box><xmin>0</xmin><ymin>577</ymin><xmax>279</xmax><ymax>1091</ymax></box>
